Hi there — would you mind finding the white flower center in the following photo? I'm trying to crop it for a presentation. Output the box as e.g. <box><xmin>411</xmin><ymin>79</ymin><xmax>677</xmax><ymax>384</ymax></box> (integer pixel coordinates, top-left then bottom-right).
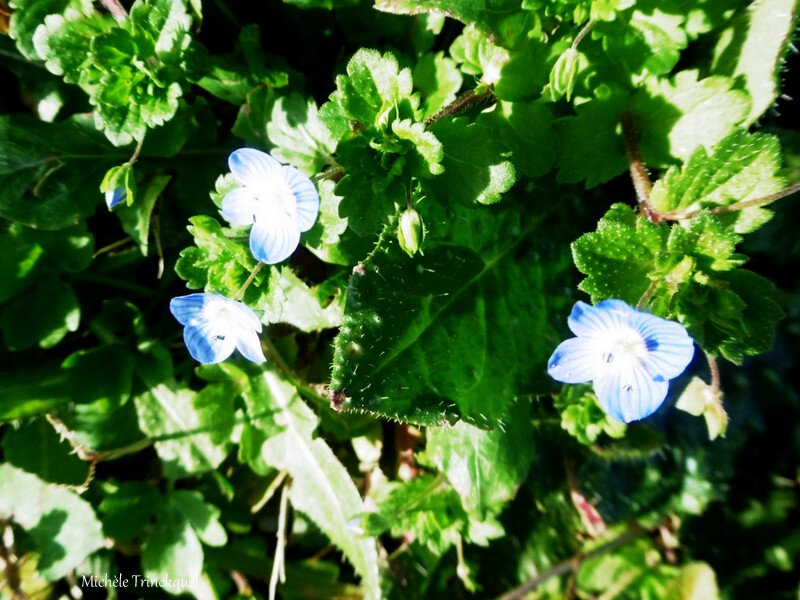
<box><xmin>600</xmin><ymin>327</ymin><xmax>648</xmax><ymax>367</ymax></box>
<box><xmin>202</xmin><ymin>302</ymin><xmax>240</xmax><ymax>338</ymax></box>
<box><xmin>250</xmin><ymin>178</ymin><xmax>297</xmax><ymax>223</ymax></box>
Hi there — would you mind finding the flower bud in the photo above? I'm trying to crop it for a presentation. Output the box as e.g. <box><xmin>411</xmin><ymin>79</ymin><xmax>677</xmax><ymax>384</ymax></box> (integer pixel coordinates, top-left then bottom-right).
<box><xmin>100</xmin><ymin>163</ymin><xmax>135</xmax><ymax>210</ymax></box>
<box><xmin>397</xmin><ymin>208</ymin><xmax>424</xmax><ymax>257</ymax></box>
<box><xmin>550</xmin><ymin>48</ymin><xmax>581</xmax><ymax>101</ymax></box>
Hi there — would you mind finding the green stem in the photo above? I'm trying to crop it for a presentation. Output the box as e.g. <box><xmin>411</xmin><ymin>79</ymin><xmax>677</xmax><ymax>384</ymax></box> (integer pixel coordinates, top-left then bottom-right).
<box><xmin>636</xmin><ymin>280</ymin><xmax>658</xmax><ymax>310</ymax></box>
<box><xmin>235</xmin><ymin>262</ymin><xmax>263</xmax><ymax>301</ymax></box>
<box><xmin>494</xmin><ymin>524</ymin><xmax>649</xmax><ymax>600</ymax></box>
<box><xmin>93</xmin><ymin>237</ymin><xmax>133</xmax><ymax>258</ymax></box>
<box><xmin>571</xmin><ymin>20</ymin><xmax>595</xmax><ymax>50</ymax></box>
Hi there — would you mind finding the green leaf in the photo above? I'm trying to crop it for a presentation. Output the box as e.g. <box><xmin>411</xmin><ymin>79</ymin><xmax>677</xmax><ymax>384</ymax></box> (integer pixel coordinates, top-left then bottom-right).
<box><xmin>390</xmin><ymin>118</ymin><xmax>444</xmax><ymax>176</ymax></box>
<box><xmin>712</xmin><ymin>0</ymin><xmax>798</xmax><ymax>126</ymax></box>
<box><xmin>169</xmin><ymin>490</ymin><xmax>228</xmax><ymax>547</ymax></box>
<box><xmin>266</xmin><ymin>93</ymin><xmax>337</xmax><ymax>175</ymax></box>
<box><xmin>572</xmin><ymin>203</ymin><xmax>665</xmax><ymax>305</ymax></box>
<box><xmin>63</xmin><ymin>344</ymin><xmax>134</xmax><ymax>410</ymax></box>
<box><xmin>494</xmin><ymin>37</ymin><xmax>550</xmax><ymax>101</ymax></box>
<box><xmin>33</xmin><ymin>0</ymin><xmax>193</xmax><ymax>145</ymax></box>
<box><xmin>0</xmin><ymin>464</ymin><xmax>104</xmax><ymax>581</ymax></box>
<box><xmin>197</xmin><ymin>25</ymin><xmax>289</xmax><ymax>105</ymax></box>
<box><xmin>141</xmin><ymin>500</ymin><xmax>204</xmax><ymax>593</ymax></box>
<box><xmin>376</xmin><ymin>0</ymin><xmax>538</xmax><ymax>49</ymax></box>
<box><xmin>117</xmin><ymin>174</ymin><xmax>172</xmax><ymax>255</ymax></box>
<box><xmin>598</xmin><ymin>4</ymin><xmax>688</xmax><ymax>77</ymax></box>
<box><xmin>232</xmin><ymin>86</ymin><xmax>277</xmax><ymax>147</ymax></box>
<box><xmin>0</xmin><ymin>361</ymin><xmax>70</xmax><ymax>421</ymax></box>
<box><xmin>477</xmin><ymin>99</ymin><xmax>557</xmax><ymax>178</ymax></box>
<box><xmin>243</xmin><ymin>370</ymin><xmax>381</xmax><ymax>600</ymax></box>
<box><xmin>0</xmin><ymin>278</ymin><xmax>80</xmax><ymax>350</ymax></box>
<box><xmin>244</xmin><ymin>266</ymin><xmax>346</xmax><ymax>332</ymax></box>
<box><xmin>650</xmin><ymin>131</ymin><xmax>785</xmax><ymax>233</ymax></box>
<box><xmin>425</xmin><ymin>399</ymin><xmax>535</xmax><ymax>518</ymax></box>
<box><xmin>134</xmin><ymin>351</ymin><xmax>230</xmax><ymax>478</ymax></box>
<box><xmin>303</xmin><ymin>179</ymin><xmax>375</xmax><ymax>266</ymax></box>
<box><xmin>332</xmin><ymin>204</ymin><xmax>558</xmax><ymax>427</ymax></box>
<box><xmin>1</xmin><ymin>418</ymin><xmax>89</xmax><ymax>486</ymax></box>
<box><xmin>333</xmin><ymin>137</ymin><xmax>405</xmax><ymax>236</ymax></box>
<box><xmin>675</xmin><ymin>268</ymin><xmax>783</xmax><ymax>364</ymax></box>
<box><xmin>413</xmin><ymin>51</ymin><xmax>463</xmax><ymax>120</ymax></box>
<box><xmin>362</xmin><ymin>474</ymin><xmax>468</xmax><ymax>555</ymax></box>
<box><xmin>449</xmin><ymin>24</ymin><xmax>510</xmax><ymax>84</ymax></box>
<box><xmin>331</xmin><ymin>48</ymin><xmax>414</xmax><ymax>128</ymax></box>
<box><xmin>31</xmin><ymin>9</ymin><xmax>112</xmax><ymax>78</ymax></box>
<box><xmin>555</xmin><ymin>86</ymin><xmax>628</xmax><ymax>187</ymax></box>
<box><xmin>0</xmin><ymin>228</ymin><xmax>45</xmax><ymax>304</ymax></box>
<box><xmin>175</xmin><ymin>214</ymin><xmax>256</xmax><ymax>294</ymax></box>
<box><xmin>553</xmin><ymin>384</ymin><xmax>627</xmax><ymax>445</ymax></box>
<box><xmin>423</xmin><ymin>117</ymin><xmax>515</xmax><ymax>205</ymax></box>
<box><xmin>7</xmin><ymin>0</ymin><xmax>89</xmax><ymax>58</ymax></box>
<box><xmin>56</xmin><ymin>340</ymin><xmax>143</xmax><ymax>452</ymax></box>
<box><xmin>632</xmin><ymin>71</ymin><xmax>752</xmax><ymax>165</ymax></box>
<box><xmin>99</xmin><ymin>481</ymin><xmax>162</xmax><ymax>543</ymax></box>
<box><xmin>0</xmin><ymin>114</ymin><xmax>120</xmax><ymax>228</ymax></box>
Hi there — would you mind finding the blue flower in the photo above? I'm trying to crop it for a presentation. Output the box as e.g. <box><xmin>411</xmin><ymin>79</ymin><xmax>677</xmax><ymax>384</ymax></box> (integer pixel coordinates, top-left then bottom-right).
<box><xmin>106</xmin><ymin>186</ymin><xmax>127</xmax><ymax>210</ymax></box>
<box><xmin>221</xmin><ymin>148</ymin><xmax>320</xmax><ymax>264</ymax></box>
<box><xmin>548</xmin><ymin>299</ymin><xmax>695</xmax><ymax>423</ymax></box>
<box><xmin>169</xmin><ymin>293</ymin><xmax>266</xmax><ymax>364</ymax></box>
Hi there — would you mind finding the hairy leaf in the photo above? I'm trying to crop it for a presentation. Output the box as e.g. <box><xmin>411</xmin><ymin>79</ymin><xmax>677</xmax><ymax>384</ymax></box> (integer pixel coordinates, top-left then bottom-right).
<box><xmin>332</xmin><ymin>204</ymin><xmax>557</xmax><ymax>427</ymax></box>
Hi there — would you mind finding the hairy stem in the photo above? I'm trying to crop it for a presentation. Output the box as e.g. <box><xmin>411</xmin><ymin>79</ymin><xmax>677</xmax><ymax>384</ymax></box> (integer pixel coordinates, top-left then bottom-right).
<box><xmin>425</xmin><ymin>88</ymin><xmax>494</xmax><ymax>127</ymax></box>
<box><xmin>100</xmin><ymin>0</ymin><xmax>128</xmax><ymax>22</ymax></box>
<box><xmin>660</xmin><ymin>181</ymin><xmax>800</xmax><ymax>221</ymax></box>
<box><xmin>571</xmin><ymin>20</ymin><xmax>595</xmax><ymax>50</ymax></box>
<box><xmin>620</xmin><ymin>112</ymin><xmax>658</xmax><ymax>223</ymax></box>
<box><xmin>127</xmin><ymin>137</ymin><xmax>144</xmax><ymax>166</ymax></box>
<box><xmin>314</xmin><ymin>166</ymin><xmax>343</xmax><ymax>182</ymax></box>
<box><xmin>705</xmin><ymin>351</ymin><xmax>721</xmax><ymax>394</ymax></box>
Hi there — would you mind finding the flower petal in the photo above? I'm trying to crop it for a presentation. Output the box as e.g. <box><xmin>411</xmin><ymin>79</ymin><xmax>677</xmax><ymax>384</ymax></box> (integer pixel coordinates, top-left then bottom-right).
<box><xmin>594</xmin><ymin>363</ymin><xmax>669</xmax><ymax>423</ymax></box>
<box><xmin>249</xmin><ymin>214</ymin><xmax>301</xmax><ymax>264</ymax></box>
<box><xmin>106</xmin><ymin>187</ymin><xmax>127</xmax><ymax>210</ymax></box>
<box><xmin>170</xmin><ymin>294</ymin><xmax>211</xmax><ymax>326</ymax></box>
<box><xmin>225</xmin><ymin>297</ymin><xmax>263</xmax><ymax>333</ymax></box>
<box><xmin>221</xmin><ymin>187</ymin><xmax>259</xmax><ymax>227</ymax></box>
<box><xmin>567</xmin><ymin>299</ymin><xmax>632</xmax><ymax>337</ymax></box>
<box><xmin>631</xmin><ymin>312</ymin><xmax>695</xmax><ymax>379</ymax></box>
<box><xmin>228</xmin><ymin>148</ymin><xmax>282</xmax><ymax>187</ymax></box>
<box><xmin>235</xmin><ymin>327</ymin><xmax>266</xmax><ymax>363</ymax></box>
<box><xmin>281</xmin><ymin>165</ymin><xmax>319</xmax><ymax>231</ymax></box>
<box><xmin>547</xmin><ymin>336</ymin><xmax>601</xmax><ymax>384</ymax></box>
<box><xmin>183</xmin><ymin>322</ymin><xmax>236</xmax><ymax>364</ymax></box>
